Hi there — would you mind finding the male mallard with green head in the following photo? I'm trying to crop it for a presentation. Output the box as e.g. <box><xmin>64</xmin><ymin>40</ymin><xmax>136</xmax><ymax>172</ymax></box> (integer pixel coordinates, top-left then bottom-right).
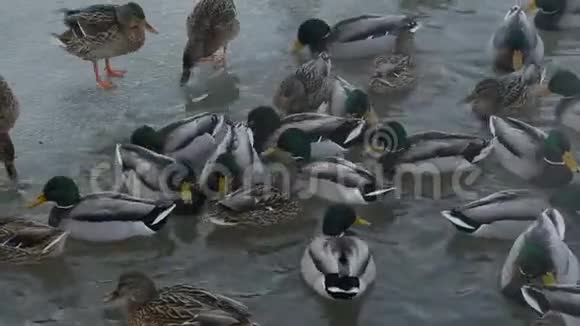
<box><xmin>26</xmin><ymin>176</ymin><xmax>174</xmax><ymax>242</ymax></box>
<box><xmin>501</xmin><ymin>209</ymin><xmax>578</xmax><ymax>302</ymax></box>
<box><xmin>463</xmin><ymin>64</ymin><xmax>545</xmax><ymax>119</ymax></box>
<box><xmin>490</xmin><ymin>116</ymin><xmax>580</xmax><ymax>187</ymax></box>
<box><xmin>52</xmin><ymin>2</ymin><xmax>158</xmax><ymax>89</ymax></box>
<box><xmin>180</xmin><ymin>0</ymin><xmax>240</xmax><ymax>85</ymax></box>
<box><xmin>0</xmin><ymin>75</ymin><xmax>19</xmax><ymax>184</ymax></box>
<box><xmin>0</xmin><ymin>218</ymin><xmax>68</xmax><ymax>264</ymax></box>
<box><xmin>525</xmin><ymin>0</ymin><xmax>580</xmax><ymax>30</ymax></box>
<box><xmin>534</xmin><ymin>69</ymin><xmax>580</xmax><ymax>133</ymax></box>
<box><xmin>522</xmin><ymin>284</ymin><xmax>580</xmax><ymax>325</ymax></box>
<box><xmin>301</xmin><ymin>204</ymin><xmax>375</xmax><ymax>300</ymax></box>
<box><xmin>490</xmin><ymin>5</ymin><xmax>544</xmax><ymax>73</ymax></box>
<box><xmin>105</xmin><ymin>271</ymin><xmax>259</xmax><ymax>326</ymax></box>
<box><xmin>291</xmin><ymin>15</ymin><xmax>420</xmax><ymax>60</ymax></box>
<box><xmin>370</xmin><ymin>121</ymin><xmax>493</xmax><ymax>177</ymax></box>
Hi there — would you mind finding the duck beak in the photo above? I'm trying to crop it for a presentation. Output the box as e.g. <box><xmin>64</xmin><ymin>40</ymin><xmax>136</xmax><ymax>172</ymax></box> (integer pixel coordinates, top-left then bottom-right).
<box><xmin>525</xmin><ymin>0</ymin><xmax>537</xmax><ymax>13</ymax></box>
<box><xmin>533</xmin><ymin>84</ymin><xmax>552</xmax><ymax>97</ymax></box>
<box><xmin>355</xmin><ymin>217</ymin><xmax>371</xmax><ymax>226</ymax></box>
<box><xmin>290</xmin><ymin>40</ymin><xmax>304</xmax><ymax>54</ymax></box>
<box><xmin>363</xmin><ymin>110</ymin><xmax>380</xmax><ymax>126</ymax></box>
<box><xmin>563</xmin><ymin>151</ymin><xmax>580</xmax><ymax>172</ymax></box>
<box><xmin>542</xmin><ymin>272</ymin><xmax>556</xmax><ymax>286</ymax></box>
<box><xmin>180</xmin><ymin>182</ymin><xmax>193</xmax><ymax>204</ymax></box>
<box><xmin>262</xmin><ymin>147</ymin><xmax>282</xmax><ymax>159</ymax></box>
<box><xmin>103</xmin><ymin>290</ymin><xmax>119</xmax><ymax>303</ymax></box>
<box><xmin>26</xmin><ymin>193</ymin><xmax>47</xmax><ymax>208</ymax></box>
<box><xmin>145</xmin><ymin>20</ymin><xmax>158</xmax><ymax>34</ymax></box>
<box><xmin>513</xmin><ymin>50</ymin><xmax>524</xmax><ymax>71</ymax></box>
<box><xmin>217</xmin><ymin>176</ymin><xmax>226</xmax><ymax>196</ymax></box>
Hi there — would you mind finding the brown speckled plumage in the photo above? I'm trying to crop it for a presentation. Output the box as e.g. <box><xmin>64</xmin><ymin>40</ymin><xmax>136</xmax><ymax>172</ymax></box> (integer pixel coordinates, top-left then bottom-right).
<box><xmin>108</xmin><ymin>272</ymin><xmax>257</xmax><ymax>326</ymax></box>
<box><xmin>53</xmin><ymin>3</ymin><xmax>153</xmax><ymax>61</ymax></box>
<box><xmin>464</xmin><ymin>64</ymin><xmax>543</xmax><ymax>118</ymax></box>
<box><xmin>0</xmin><ymin>218</ymin><xmax>68</xmax><ymax>264</ymax></box>
<box><xmin>0</xmin><ymin>75</ymin><xmax>18</xmax><ymax>182</ymax></box>
<box><xmin>207</xmin><ymin>185</ymin><xmax>302</xmax><ymax>226</ymax></box>
<box><xmin>273</xmin><ymin>53</ymin><xmax>333</xmax><ymax>114</ymax></box>
<box><xmin>181</xmin><ymin>0</ymin><xmax>240</xmax><ymax>84</ymax></box>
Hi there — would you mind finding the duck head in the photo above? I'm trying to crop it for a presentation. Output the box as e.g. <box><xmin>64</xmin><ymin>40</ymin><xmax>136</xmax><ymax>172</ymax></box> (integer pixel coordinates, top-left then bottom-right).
<box><xmin>345</xmin><ymin>89</ymin><xmax>378</xmax><ymax>124</ymax></box>
<box><xmin>516</xmin><ymin>241</ymin><xmax>557</xmax><ymax>287</ymax></box>
<box><xmin>262</xmin><ymin>128</ymin><xmax>312</xmax><ymax>165</ymax></box>
<box><xmin>104</xmin><ymin>271</ymin><xmax>158</xmax><ymax>310</ymax></box>
<box><xmin>369</xmin><ymin>121</ymin><xmax>410</xmax><ymax>168</ymax></box>
<box><xmin>322</xmin><ymin>204</ymin><xmax>371</xmax><ymax>236</ymax></box>
<box><xmin>542</xmin><ymin>130</ymin><xmax>579</xmax><ymax>172</ymax></box>
<box><xmin>247</xmin><ymin>106</ymin><xmax>283</xmax><ymax>153</ymax></box>
<box><xmin>525</xmin><ymin>0</ymin><xmax>567</xmax><ymax>30</ymax></box>
<box><xmin>292</xmin><ymin>19</ymin><xmax>331</xmax><ymax>54</ymax></box>
<box><xmin>545</xmin><ymin>69</ymin><xmax>580</xmax><ymax>98</ymax></box>
<box><xmin>27</xmin><ymin>176</ymin><xmax>81</xmax><ymax>208</ymax></box>
<box><xmin>205</xmin><ymin>152</ymin><xmax>243</xmax><ymax>197</ymax></box>
<box><xmin>130</xmin><ymin>125</ymin><xmax>163</xmax><ymax>153</ymax></box>
<box><xmin>117</xmin><ymin>2</ymin><xmax>157</xmax><ymax>34</ymax></box>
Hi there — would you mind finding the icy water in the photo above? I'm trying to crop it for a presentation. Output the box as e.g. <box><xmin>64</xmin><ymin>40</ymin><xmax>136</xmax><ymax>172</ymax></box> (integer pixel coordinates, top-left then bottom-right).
<box><xmin>1</xmin><ymin>0</ymin><xmax>580</xmax><ymax>325</ymax></box>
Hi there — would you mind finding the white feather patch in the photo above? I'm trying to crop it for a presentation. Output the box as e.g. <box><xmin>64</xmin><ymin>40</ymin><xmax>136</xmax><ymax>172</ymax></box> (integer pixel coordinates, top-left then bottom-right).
<box><xmin>151</xmin><ymin>204</ymin><xmax>176</xmax><ymax>225</ymax></box>
<box><xmin>441</xmin><ymin>210</ymin><xmax>477</xmax><ymax>230</ymax></box>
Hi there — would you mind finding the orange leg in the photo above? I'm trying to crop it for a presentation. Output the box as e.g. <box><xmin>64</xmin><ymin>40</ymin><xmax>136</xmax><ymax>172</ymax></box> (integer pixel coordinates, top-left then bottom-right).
<box><xmin>105</xmin><ymin>58</ymin><xmax>126</xmax><ymax>78</ymax></box>
<box><xmin>93</xmin><ymin>62</ymin><xmax>114</xmax><ymax>89</ymax></box>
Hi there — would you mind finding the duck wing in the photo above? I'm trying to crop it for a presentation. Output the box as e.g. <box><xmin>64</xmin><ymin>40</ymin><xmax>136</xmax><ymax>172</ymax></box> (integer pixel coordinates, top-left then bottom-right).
<box><xmin>302</xmin><ymin>157</ymin><xmax>374</xmax><ymax>188</ymax></box>
<box><xmin>159</xmin><ymin>113</ymin><xmax>225</xmax><ymax>152</ymax></box>
<box><xmin>490</xmin><ymin>116</ymin><xmax>546</xmax><ymax>158</ymax></box>
<box><xmin>68</xmin><ymin>193</ymin><xmax>174</xmax><ymax>226</ymax></box>
<box><xmin>402</xmin><ymin>132</ymin><xmax>491</xmax><ymax>162</ymax></box>
<box><xmin>60</xmin><ymin>4</ymin><xmax>119</xmax><ymax>38</ymax></box>
<box><xmin>331</xmin><ymin>15</ymin><xmax>411</xmax><ymax>42</ymax></box>
<box><xmin>308</xmin><ymin>236</ymin><xmax>372</xmax><ymax>277</ymax></box>
<box><xmin>275</xmin><ymin>113</ymin><xmax>365</xmax><ymax>146</ymax></box>
<box><xmin>522</xmin><ymin>284</ymin><xmax>580</xmax><ymax>316</ymax></box>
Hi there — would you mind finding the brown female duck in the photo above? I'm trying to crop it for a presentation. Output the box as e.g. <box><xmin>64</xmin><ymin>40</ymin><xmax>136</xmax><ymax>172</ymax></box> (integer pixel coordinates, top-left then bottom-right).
<box><xmin>0</xmin><ymin>75</ymin><xmax>19</xmax><ymax>183</ymax></box>
<box><xmin>52</xmin><ymin>2</ymin><xmax>157</xmax><ymax>89</ymax></box>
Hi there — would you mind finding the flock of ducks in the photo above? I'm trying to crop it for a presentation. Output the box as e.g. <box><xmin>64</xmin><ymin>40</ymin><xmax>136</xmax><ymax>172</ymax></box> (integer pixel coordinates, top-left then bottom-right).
<box><xmin>1</xmin><ymin>0</ymin><xmax>580</xmax><ymax>325</ymax></box>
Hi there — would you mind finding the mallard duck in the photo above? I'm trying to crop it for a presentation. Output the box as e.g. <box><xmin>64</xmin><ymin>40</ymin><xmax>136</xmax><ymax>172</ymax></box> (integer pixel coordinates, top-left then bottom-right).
<box><xmin>206</xmin><ymin>184</ymin><xmax>302</xmax><ymax>227</ymax></box>
<box><xmin>500</xmin><ymin>209</ymin><xmax>578</xmax><ymax>301</ymax></box>
<box><xmin>370</xmin><ymin>121</ymin><xmax>493</xmax><ymax>177</ymax></box>
<box><xmin>0</xmin><ymin>218</ymin><xmax>68</xmax><ymax>264</ymax></box>
<box><xmin>130</xmin><ymin>112</ymin><xmax>229</xmax><ymax>174</ymax></box>
<box><xmin>52</xmin><ymin>2</ymin><xmax>158</xmax><ymax>89</ymax></box>
<box><xmin>441</xmin><ymin>190</ymin><xmax>553</xmax><ymax>239</ymax></box>
<box><xmin>0</xmin><ymin>75</ymin><xmax>19</xmax><ymax>184</ymax></box>
<box><xmin>274</xmin><ymin>52</ymin><xmax>333</xmax><ymax>115</ymax></box>
<box><xmin>291</xmin><ymin>15</ymin><xmax>420</xmax><ymax>60</ymax></box>
<box><xmin>368</xmin><ymin>20</ymin><xmax>420</xmax><ymax>95</ymax></box>
<box><xmin>463</xmin><ymin>64</ymin><xmax>545</xmax><ymax>119</ymax></box>
<box><xmin>246</xmin><ymin>106</ymin><xmax>366</xmax><ymax>155</ymax></box>
<box><xmin>105</xmin><ymin>271</ymin><xmax>258</xmax><ymax>326</ymax></box>
<box><xmin>525</xmin><ymin>0</ymin><xmax>580</xmax><ymax>30</ymax></box>
<box><xmin>532</xmin><ymin>69</ymin><xmax>580</xmax><ymax>132</ymax></box>
<box><xmin>199</xmin><ymin>123</ymin><xmax>264</xmax><ymax>199</ymax></box>
<box><xmin>26</xmin><ymin>176</ymin><xmax>174</xmax><ymax>242</ymax></box>
<box><xmin>301</xmin><ymin>204</ymin><xmax>375</xmax><ymax>300</ymax></box>
<box><xmin>489</xmin><ymin>116</ymin><xmax>580</xmax><ymax>187</ymax></box>
<box><xmin>320</xmin><ymin>75</ymin><xmax>379</xmax><ymax>125</ymax></box>
<box><xmin>180</xmin><ymin>0</ymin><xmax>240</xmax><ymax>85</ymax></box>
<box><xmin>115</xmin><ymin>144</ymin><xmax>206</xmax><ymax>213</ymax></box>
<box><xmin>489</xmin><ymin>5</ymin><xmax>543</xmax><ymax>73</ymax></box>
<box><xmin>522</xmin><ymin>284</ymin><xmax>580</xmax><ymax>325</ymax></box>
<box><xmin>263</xmin><ymin>128</ymin><xmax>394</xmax><ymax>205</ymax></box>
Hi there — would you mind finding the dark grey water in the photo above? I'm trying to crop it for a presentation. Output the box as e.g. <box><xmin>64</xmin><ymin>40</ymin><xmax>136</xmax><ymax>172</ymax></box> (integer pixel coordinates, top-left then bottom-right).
<box><xmin>1</xmin><ymin>0</ymin><xmax>580</xmax><ymax>325</ymax></box>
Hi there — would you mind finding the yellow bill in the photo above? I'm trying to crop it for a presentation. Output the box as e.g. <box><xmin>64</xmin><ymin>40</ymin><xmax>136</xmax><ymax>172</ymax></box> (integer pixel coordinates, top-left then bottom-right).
<box><xmin>145</xmin><ymin>21</ymin><xmax>158</xmax><ymax>34</ymax></box>
<box><xmin>26</xmin><ymin>193</ymin><xmax>47</xmax><ymax>208</ymax></box>
<box><xmin>513</xmin><ymin>50</ymin><xmax>524</xmax><ymax>71</ymax></box>
<box><xmin>355</xmin><ymin>217</ymin><xmax>372</xmax><ymax>226</ymax></box>
<box><xmin>217</xmin><ymin>176</ymin><xmax>226</xmax><ymax>195</ymax></box>
<box><xmin>103</xmin><ymin>290</ymin><xmax>118</xmax><ymax>303</ymax></box>
<box><xmin>291</xmin><ymin>39</ymin><xmax>305</xmax><ymax>54</ymax></box>
<box><xmin>180</xmin><ymin>182</ymin><xmax>192</xmax><ymax>203</ymax></box>
<box><xmin>525</xmin><ymin>0</ymin><xmax>537</xmax><ymax>13</ymax></box>
<box><xmin>533</xmin><ymin>84</ymin><xmax>552</xmax><ymax>97</ymax></box>
<box><xmin>563</xmin><ymin>151</ymin><xmax>579</xmax><ymax>172</ymax></box>
<box><xmin>542</xmin><ymin>272</ymin><xmax>556</xmax><ymax>286</ymax></box>
<box><xmin>363</xmin><ymin>110</ymin><xmax>380</xmax><ymax>126</ymax></box>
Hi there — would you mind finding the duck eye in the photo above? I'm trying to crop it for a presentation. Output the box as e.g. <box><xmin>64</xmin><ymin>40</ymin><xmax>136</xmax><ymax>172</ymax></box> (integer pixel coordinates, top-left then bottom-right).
<box><xmin>511</xmin><ymin>5</ymin><xmax>520</xmax><ymax>12</ymax></box>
